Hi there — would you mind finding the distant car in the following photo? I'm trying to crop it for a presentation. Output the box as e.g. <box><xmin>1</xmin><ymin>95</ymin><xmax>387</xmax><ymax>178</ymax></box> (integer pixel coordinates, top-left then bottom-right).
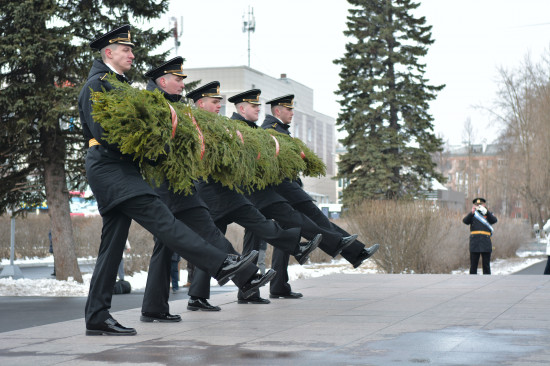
<box><xmin>69</xmin><ymin>191</ymin><xmax>99</xmax><ymax>217</ymax></box>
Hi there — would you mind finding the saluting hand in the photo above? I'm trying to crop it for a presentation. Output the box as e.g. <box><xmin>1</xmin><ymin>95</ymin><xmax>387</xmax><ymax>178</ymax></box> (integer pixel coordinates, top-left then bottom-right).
<box><xmin>478</xmin><ymin>206</ymin><xmax>487</xmax><ymax>215</ymax></box>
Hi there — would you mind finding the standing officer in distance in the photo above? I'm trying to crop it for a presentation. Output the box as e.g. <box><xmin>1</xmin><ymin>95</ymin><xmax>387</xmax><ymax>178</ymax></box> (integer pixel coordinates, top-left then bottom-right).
<box><xmin>140</xmin><ymin>62</ymin><xmax>275</xmax><ymax>318</ymax></box>
<box><xmin>78</xmin><ymin>26</ymin><xmax>256</xmax><ymax>335</ymax></box>
<box><xmin>229</xmin><ymin>90</ymin><xmax>360</xmax><ymax>302</ymax></box>
<box><xmin>463</xmin><ymin>197</ymin><xmax>497</xmax><ymax>274</ymax></box>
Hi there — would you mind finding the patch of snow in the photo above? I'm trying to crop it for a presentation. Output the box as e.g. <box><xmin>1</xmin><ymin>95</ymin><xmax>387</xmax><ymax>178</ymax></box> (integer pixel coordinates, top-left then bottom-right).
<box><xmin>1</xmin><ymin>251</ymin><xmax>547</xmax><ymax>297</ymax></box>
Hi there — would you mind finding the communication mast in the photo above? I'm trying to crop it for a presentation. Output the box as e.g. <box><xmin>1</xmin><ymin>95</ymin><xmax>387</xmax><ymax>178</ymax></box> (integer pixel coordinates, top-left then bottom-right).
<box><xmin>242</xmin><ymin>6</ymin><xmax>255</xmax><ymax>67</ymax></box>
<box><xmin>170</xmin><ymin>16</ymin><xmax>183</xmax><ymax>56</ymax></box>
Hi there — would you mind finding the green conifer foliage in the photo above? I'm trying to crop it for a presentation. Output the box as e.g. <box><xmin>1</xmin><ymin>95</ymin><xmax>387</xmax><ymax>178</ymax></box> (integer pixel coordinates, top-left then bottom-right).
<box><xmin>334</xmin><ymin>0</ymin><xmax>445</xmax><ymax>204</ymax></box>
<box><xmin>91</xmin><ymin>76</ymin><xmax>325</xmax><ymax>194</ymax></box>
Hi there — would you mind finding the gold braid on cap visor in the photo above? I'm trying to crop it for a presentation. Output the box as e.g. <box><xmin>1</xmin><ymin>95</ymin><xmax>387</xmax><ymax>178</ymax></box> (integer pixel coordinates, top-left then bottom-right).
<box><xmin>202</xmin><ymin>86</ymin><xmax>221</xmax><ymax>97</ymax></box>
<box><xmin>164</xmin><ymin>69</ymin><xmax>187</xmax><ymax>77</ymax></box>
<box><xmin>109</xmin><ymin>31</ymin><xmax>132</xmax><ymax>45</ymax></box>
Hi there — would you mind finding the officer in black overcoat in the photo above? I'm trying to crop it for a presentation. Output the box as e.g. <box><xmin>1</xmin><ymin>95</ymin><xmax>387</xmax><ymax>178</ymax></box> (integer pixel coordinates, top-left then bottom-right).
<box><xmin>262</xmin><ymin>95</ymin><xmax>380</xmax><ymax>298</ymax></box>
<box><xmin>463</xmin><ymin>197</ymin><xmax>498</xmax><ymax>274</ymax></box>
<box><xmin>190</xmin><ymin>86</ymin><xmax>322</xmax><ymax>306</ymax></box>
<box><xmin>140</xmin><ymin>63</ymin><xmax>275</xmax><ymax>317</ymax></box>
<box><xmin>78</xmin><ymin>25</ymin><xmax>256</xmax><ymax>335</ymax></box>
<box><xmin>230</xmin><ymin>91</ymin><xmax>361</xmax><ymax>301</ymax></box>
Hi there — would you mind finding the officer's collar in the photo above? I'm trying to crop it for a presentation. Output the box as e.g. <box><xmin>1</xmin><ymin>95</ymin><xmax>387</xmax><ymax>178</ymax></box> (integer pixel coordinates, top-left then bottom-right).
<box><xmin>105</xmin><ymin>62</ymin><xmax>124</xmax><ymax>76</ymax></box>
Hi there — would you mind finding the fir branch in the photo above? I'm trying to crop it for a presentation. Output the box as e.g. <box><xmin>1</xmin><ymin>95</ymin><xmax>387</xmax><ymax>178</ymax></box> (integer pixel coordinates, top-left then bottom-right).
<box><xmin>91</xmin><ymin>75</ymin><xmax>326</xmax><ymax>194</ymax></box>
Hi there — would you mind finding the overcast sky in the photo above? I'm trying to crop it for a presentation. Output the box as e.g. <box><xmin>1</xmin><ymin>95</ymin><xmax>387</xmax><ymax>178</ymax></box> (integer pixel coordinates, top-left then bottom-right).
<box><xmin>145</xmin><ymin>0</ymin><xmax>550</xmax><ymax>146</ymax></box>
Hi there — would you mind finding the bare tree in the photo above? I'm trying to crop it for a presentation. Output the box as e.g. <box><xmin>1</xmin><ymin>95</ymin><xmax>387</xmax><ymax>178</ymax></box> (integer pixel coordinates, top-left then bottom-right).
<box><xmin>492</xmin><ymin>53</ymin><xmax>550</xmax><ymax>225</ymax></box>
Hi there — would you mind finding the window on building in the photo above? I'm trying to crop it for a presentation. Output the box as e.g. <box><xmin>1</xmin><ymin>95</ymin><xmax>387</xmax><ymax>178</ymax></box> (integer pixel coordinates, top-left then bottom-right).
<box><xmin>515</xmin><ymin>212</ymin><xmax>523</xmax><ymax>219</ymax></box>
<box><xmin>515</xmin><ymin>200</ymin><xmax>522</xmax><ymax>208</ymax></box>
<box><xmin>487</xmin><ymin>160</ymin><xmax>492</xmax><ymax>168</ymax></box>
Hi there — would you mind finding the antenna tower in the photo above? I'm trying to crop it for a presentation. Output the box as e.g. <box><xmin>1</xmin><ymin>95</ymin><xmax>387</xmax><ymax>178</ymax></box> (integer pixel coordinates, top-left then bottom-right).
<box><xmin>242</xmin><ymin>7</ymin><xmax>255</xmax><ymax>67</ymax></box>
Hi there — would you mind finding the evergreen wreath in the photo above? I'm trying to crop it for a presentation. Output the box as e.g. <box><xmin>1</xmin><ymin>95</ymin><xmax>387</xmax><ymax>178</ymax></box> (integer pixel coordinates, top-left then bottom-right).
<box><xmin>91</xmin><ymin>75</ymin><xmax>326</xmax><ymax>194</ymax></box>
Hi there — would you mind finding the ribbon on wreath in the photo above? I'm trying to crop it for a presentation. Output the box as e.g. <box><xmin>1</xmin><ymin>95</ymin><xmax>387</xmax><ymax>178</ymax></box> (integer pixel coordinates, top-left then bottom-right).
<box><xmin>168</xmin><ymin>103</ymin><xmax>178</xmax><ymax>139</ymax></box>
<box><xmin>183</xmin><ymin>108</ymin><xmax>205</xmax><ymax>160</ymax></box>
<box><xmin>236</xmin><ymin>130</ymin><xmax>244</xmax><ymax>144</ymax></box>
<box><xmin>271</xmin><ymin>135</ymin><xmax>280</xmax><ymax>157</ymax></box>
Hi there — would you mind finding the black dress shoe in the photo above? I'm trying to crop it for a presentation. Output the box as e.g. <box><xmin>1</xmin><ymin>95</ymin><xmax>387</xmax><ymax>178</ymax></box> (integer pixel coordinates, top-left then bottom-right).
<box><xmin>216</xmin><ymin>250</ymin><xmax>259</xmax><ymax>286</ymax></box>
<box><xmin>269</xmin><ymin>291</ymin><xmax>303</xmax><ymax>299</ymax></box>
<box><xmin>294</xmin><ymin>234</ymin><xmax>322</xmax><ymax>265</ymax></box>
<box><xmin>352</xmin><ymin>243</ymin><xmax>380</xmax><ymax>268</ymax></box>
<box><xmin>86</xmin><ymin>317</ymin><xmax>137</xmax><ymax>336</ymax></box>
<box><xmin>238</xmin><ymin>296</ymin><xmax>271</xmax><ymax>304</ymax></box>
<box><xmin>333</xmin><ymin>234</ymin><xmax>358</xmax><ymax>257</ymax></box>
<box><xmin>187</xmin><ymin>298</ymin><xmax>221</xmax><ymax>311</ymax></box>
<box><xmin>240</xmin><ymin>269</ymin><xmax>277</xmax><ymax>299</ymax></box>
<box><xmin>140</xmin><ymin>312</ymin><xmax>182</xmax><ymax>322</ymax></box>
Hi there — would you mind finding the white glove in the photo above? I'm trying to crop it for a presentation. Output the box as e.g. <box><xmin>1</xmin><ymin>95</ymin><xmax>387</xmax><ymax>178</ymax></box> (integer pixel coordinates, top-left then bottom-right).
<box><xmin>477</xmin><ymin>206</ymin><xmax>487</xmax><ymax>215</ymax></box>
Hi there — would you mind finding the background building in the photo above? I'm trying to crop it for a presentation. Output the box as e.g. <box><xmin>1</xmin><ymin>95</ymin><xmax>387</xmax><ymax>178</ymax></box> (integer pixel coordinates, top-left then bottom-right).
<box><xmin>185</xmin><ymin>66</ymin><xmax>338</xmax><ymax>203</ymax></box>
<box><xmin>437</xmin><ymin>143</ymin><xmax>527</xmax><ymax>218</ymax></box>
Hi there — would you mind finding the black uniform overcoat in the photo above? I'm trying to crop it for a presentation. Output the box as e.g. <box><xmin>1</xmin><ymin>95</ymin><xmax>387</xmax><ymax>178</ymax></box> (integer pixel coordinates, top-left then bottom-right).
<box><xmin>261</xmin><ymin>115</ymin><xmax>313</xmax><ymax>205</ymax></box>
<box><xmin>78</xmin><ymin>60</ymin><xmax>158</xmax><ymax>215</ymax></box>
<box><xmin>463</xmin><ymin>211</ymin><xmax>498</xmax><ymax>252</ymax></box>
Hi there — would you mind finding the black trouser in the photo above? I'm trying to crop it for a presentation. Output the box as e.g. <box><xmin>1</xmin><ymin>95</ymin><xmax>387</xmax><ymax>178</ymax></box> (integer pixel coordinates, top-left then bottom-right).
<box><xmin>142</xmin><ymin>207</ymin><xmax>258</xmax><ymax>310</ymax></box>
<box><xmin>243</xmin><ymin>201</ymin><xmax>342</xmax><ymax>296</ymax></box>
<box><xmin>293</xmin><ymin>201</ymin><xmax>365</xmax><ymax>261</ymax></box>
<box><xmin>85</xmin><ymin>195</ymin><xmax>227</xmax><ymax>326</ymax></box>
<box><xmin>269</xmin><ymin>201</ymin><xmax>366</xmax><ymax>295</ymax></box>
<box><xmin>544</xmin><ymin>256</ymin><xmax>550</xmax><ymax>275</ymax></box>
<box><xmin>215</xmin><ymin>203</ymin><xmax>302</xmax><ymax>300</ymax></box>
<box><xmin>252</xmin><ymin>201</ymin><xmax>343</xmax><ymax>296</ymax></box>
<box><xmin>259</xmin><ymin>202</ymin><xmax>343</xmax><ymax>255</ymax></box>
<box><xmin>470</xmin><ymin>252</ymin><xmax>491</xmax><ymax>274</ymax></box>
<box><xmin>215</xmin><ymin>204</ymin><xmax>301</xmax><ymax>254</ymax></box>
<box><xmin>270</xmin><ymin>246</ymin><xmax>292</xmax><ymax>295</ymax></box>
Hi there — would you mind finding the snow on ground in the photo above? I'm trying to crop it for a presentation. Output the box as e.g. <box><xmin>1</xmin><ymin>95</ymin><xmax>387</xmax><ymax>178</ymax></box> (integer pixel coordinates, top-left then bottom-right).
<box><xmin>1</xmin><ymin>251</ymin><xmax>547</xmax><ymax>297</ymax></box>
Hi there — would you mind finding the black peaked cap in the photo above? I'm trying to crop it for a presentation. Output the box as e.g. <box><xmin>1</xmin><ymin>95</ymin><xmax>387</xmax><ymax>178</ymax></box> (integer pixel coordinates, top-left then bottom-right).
<box><xmin>228</xmin><ymin>89</ymin><xmax>261</xmax><ymax>105</ymax></box>
<box><xmin>89</xmin><ymin>24</ymin><xmax>134</xmax><ymax>51</ymax></box>
<box><xmin>185</xmin><ymin>81</ymin><xmax>222</xmax><ymax>102</ymax></box>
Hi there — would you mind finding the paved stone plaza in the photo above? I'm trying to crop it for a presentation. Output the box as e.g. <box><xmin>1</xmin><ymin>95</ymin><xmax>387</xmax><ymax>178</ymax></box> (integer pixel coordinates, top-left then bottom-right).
<box><xmin>1</xmin><ymin>273</ymin><xmax>549</xmax><ymax>365</ymax></box>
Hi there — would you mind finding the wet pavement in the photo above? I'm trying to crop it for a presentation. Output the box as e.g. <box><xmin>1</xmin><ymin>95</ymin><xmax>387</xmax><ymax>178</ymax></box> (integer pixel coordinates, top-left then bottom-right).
<box><xmin>1</xmin><ymin>273</ymin><xmax>549</xmax><ymax>365</ymax></box>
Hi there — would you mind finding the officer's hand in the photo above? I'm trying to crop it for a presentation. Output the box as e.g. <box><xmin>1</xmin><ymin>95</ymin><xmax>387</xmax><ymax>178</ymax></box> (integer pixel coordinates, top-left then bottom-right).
<box><xmin>472</xmin><ymin>205</ymin><xmax>477</xmax><ymax>213</ymax></box>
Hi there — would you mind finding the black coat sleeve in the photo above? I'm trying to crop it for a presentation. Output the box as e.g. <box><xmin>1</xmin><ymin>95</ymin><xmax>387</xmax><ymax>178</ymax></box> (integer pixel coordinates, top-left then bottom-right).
<box><xmin>80</xmin><ymin>78</ymin><xmax>120</xmax><ymax>151</ymax></box>
<box><xmin>486</xmin><ymin>211</ymin><xmax>497</xmax><ymax>225</ymax></box>
<box><xmin>463</xmin><ymin>212</ymin><xmax>474</xmax><ymax>225</ymax></box>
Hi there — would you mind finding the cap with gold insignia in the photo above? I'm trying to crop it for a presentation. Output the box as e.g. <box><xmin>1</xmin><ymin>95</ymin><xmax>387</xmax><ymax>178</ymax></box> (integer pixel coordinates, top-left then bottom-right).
<box><xmin>89</xmin><ymin>24</ymin><xmax>135</xmax><ymax>51</ymax></box>
<box><xmin>185</xmin><ymin>81</ymin><xmax>222</xmax><ymax>102</ymax></box>
<box><xmin>473</xmin><ymin>197</ymin><xmax>486</xmax><ymax>204</ymax></box>
<box><xmin>228</xmin><ymin>89</ymin><xmax>261</xmax><ymax>105</ymax></box>
<box><xmin>144</xmin><ymin>57</ymin><xmax>187</xmax><ymax>80</ymax></box>
<box><xmin>267</xmin><ymin>94</ymin><xmax>295</xmax><ymax>109</ymax></box>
